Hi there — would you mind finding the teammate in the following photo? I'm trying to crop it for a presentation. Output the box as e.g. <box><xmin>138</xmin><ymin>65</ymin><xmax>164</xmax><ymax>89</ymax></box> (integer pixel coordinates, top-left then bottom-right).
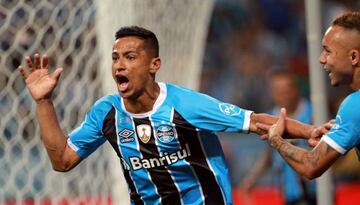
<box><xmin>264</xmin><ymin>11</ymin><xmax>360</xmax><ymax>180</ymax></box>
<box><xmin>241</xmin><ymin>71</ymin><xmax>316</xmax><ymax>205</ymax></box>
<box><xmin>19</xmin><ymin>26</ymin><xmax>326</xmax><ymax>204</ymax></box>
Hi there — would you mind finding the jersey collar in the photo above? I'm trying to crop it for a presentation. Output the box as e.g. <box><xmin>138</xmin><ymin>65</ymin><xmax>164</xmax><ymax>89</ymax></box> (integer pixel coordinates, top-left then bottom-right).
<box><xmin>121</xmin><ymin>82</ymin><xmax>167</xmax><ymax>118</ymax></box>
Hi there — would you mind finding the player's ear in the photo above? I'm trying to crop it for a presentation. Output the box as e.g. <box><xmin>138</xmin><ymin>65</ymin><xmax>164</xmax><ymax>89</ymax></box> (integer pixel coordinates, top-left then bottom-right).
<box><xmin>350</xmin><ymin>49</ymin><xmax>360</xmax><ymax>66</ymax></box>
<box><xmin>150</xmin><ymin>57</ymin><xmax>161</xmax><ymax>74</ymax></box>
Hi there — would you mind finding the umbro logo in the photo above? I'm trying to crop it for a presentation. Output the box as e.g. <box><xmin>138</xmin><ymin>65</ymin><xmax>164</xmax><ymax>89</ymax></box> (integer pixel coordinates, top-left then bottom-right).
<box><xmin>118</xmin><ymin>129</ymin><xmax>135</xmax><ymax>143</ymax></box>
<box><xmin>119</xmin><ymin>129</ymin><xmax>134</xmax><ymax>138</ymax></box>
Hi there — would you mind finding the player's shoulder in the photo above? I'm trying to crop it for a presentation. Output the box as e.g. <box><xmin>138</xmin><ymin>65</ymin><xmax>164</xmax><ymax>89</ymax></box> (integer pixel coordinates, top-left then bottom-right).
<box><xmin>347</xmin><ymin>90</ymin><xmax>360</xmax><ymax>99</ymax></box>
<box><xmin>165</xmin><ymin>82</ymin><xmax>214</xmax><ymax>100</ymax></box>
<box><xmin>165</xmin><ymin>82</ymin><xmax>197</xmax><ymax>94</ymax></box>
<box><xmin>164</xmin><ymin>82</ymin><xmax>219</xmax><ymax>108</ymax></box>
<box><xmin>164</xmin><ymin>82</ymin><xmax>223</xmax><ymax>114</ymax></box>
<box><xmin>347</xmin><ymin>90</ymin><xmax>359</xmax><ymax>99</ymax></box>
<box><xmin>91</xmin><ymin>93</ymin><xmax>121</xmax><ymax>112</ymax></box>
<box><xmin>341</xmin><ymin>91</ymin><xmax>360</xmax><ymax>109</ymax></box>
<box><xmin>338</xmin><ymin>91</ymin><xmax>360</xmax><ymax>119</ymax></box>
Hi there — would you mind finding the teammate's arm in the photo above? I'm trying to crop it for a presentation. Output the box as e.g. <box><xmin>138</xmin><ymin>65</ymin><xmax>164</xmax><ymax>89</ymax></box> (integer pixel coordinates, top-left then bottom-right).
<box><xmin>266</xmin><ymin>108</ymin><xmax>341</xmax><ymax>179</ymax></box>
<box><xmin>249</xmin><ymin>112</ymin><xmax>322</xmax><ymax>140</ymax></box>
<box><xmin>19</xmin><ymin>54</ymin><xmax>82</xmax><ymax>172</ymax></box>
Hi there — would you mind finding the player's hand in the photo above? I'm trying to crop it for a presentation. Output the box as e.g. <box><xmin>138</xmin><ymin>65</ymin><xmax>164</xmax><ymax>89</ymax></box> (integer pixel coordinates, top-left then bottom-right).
<box><xmin>19</xmin><ymin>54</ymin><xmax>63</xmax><ymax>103</ymax></box>
<box><xmin>308</xmin><ymin>119</ymin><xmax>335</xmax><ymax>147</ymax></box>
<box><xmin>255</xmin><ymin>122</ymin><xmax>270</xmax><ymax>140</ymax></box>
<box><xmin>249</xmin><ymin>113</ymin><xmax>270</xmax><ymax>137</ymax></box>
<box><xmin>267</xmin><ymin>108</ymin><xmax>286</xmax><ymax>147</ymax></box>
<box><xmin>253</xmin><ymin>120</ymin><xmax>271</xmax><ymax>140</ymax></box>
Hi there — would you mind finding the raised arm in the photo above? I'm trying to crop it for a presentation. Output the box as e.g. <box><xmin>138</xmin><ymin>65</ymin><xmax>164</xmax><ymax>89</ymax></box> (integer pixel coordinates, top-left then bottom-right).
<box><xmin>266</xmin><ymin>108</ymin><xmax>341</xmax><ymax>179</ymax></box>
<box><xmin>19</xmin><ymin>54</ymin><xmax>82</xmax><ymax>172</ymax></box>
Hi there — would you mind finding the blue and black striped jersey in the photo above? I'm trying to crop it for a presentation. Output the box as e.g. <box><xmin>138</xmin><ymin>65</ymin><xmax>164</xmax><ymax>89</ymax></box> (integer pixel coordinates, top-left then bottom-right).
<box><xmin>68</xmin><ymin>82</ymin><xmax>253</xmax><ymax>205</ymax></box>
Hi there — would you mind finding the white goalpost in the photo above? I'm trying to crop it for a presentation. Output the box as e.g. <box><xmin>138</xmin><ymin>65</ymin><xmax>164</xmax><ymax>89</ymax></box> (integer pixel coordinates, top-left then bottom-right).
<box><xmin>0</xmin><ymin>0</ymin><xmax>214</xmax><ymax>204</ymax></box>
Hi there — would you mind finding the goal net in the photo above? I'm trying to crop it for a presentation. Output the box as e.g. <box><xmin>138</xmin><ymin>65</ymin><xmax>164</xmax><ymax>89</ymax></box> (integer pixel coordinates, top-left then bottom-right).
<box><xmin>0</xmin><ymin>0</ymin><xmax>214</xmax><ymax>204</ymax></box>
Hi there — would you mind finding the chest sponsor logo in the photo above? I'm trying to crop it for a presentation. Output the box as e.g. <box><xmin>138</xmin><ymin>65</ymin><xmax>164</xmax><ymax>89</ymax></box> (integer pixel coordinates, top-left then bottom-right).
<box><xmin>118</xmin><ymin>129</ymin><xmax>135</xmax><ymax>143</ymax></box>
<box><xmin>128</xmin><ymin>143</ymin><xmax>191</xmax><ymax>171</ymax></box>
<box><xmin>156</xmin><ymin>125</ymin><xmax>175</xmax><ymax>143</ymax></box>
<box><xmin>121</xmin><ymin>158</ymin><xmax>131</xmax><ymax>170</ymax></box>
<box><xmin>219</xmin><ymin>103</ymin><xmax>241</xmax><ymax>116</ymax></box>
<box><xmin>137</xmin><ymin>124</ymin><xmax>151</xmax><ymax>144</ymax></box>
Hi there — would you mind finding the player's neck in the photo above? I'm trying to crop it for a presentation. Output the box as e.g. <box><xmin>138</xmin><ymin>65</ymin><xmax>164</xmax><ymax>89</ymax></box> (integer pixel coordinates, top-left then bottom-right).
<box><xmin>350</xmin><ymin>67</ymin><xmax>360</xmax><ymax>90</ymax></box>
<box><xmin>123</xmin><ymin>82</ymin><xmax>160</xmax><ymax>114</ymax></box>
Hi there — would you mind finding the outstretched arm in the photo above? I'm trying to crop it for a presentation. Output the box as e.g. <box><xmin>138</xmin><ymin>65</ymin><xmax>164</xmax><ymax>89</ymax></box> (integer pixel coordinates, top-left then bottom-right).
<box><xmin>19</xmin><ymin>54</ymin><xmax>81</xmax><ymax>172</ymax></box>
<box><xmin>249</xmin><ymin>112</ymin><xmax>318</xmax><ymax>140</ymax></box>
<box><xmin>266</xmin><ymin>108</ymin><xmax>341</xmax><ymax>179</ymax></box>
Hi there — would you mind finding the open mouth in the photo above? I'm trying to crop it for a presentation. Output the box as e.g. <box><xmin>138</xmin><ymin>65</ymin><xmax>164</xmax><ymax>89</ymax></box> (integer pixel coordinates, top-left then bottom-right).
<box><xmin>116</xmin><ymin>75</ymin><xmax>129</xmax><ymax>92</ymax></box>
<box><xmin>324</xmin><ymin>68</ymin><xmax>332</xmax><ymax>76</ymax></box>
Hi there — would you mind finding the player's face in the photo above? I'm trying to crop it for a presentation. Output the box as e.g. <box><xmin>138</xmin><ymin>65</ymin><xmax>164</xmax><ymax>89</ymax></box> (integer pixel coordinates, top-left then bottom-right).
<box><xmin>112</xmin><ymin>36</ymin><xmax>160</xmax><ymax>99</ymax></box>
<box><xmin>319</xmin><ymin>26</ymin><xmax>354</xmax><ymax>87</ymax></box>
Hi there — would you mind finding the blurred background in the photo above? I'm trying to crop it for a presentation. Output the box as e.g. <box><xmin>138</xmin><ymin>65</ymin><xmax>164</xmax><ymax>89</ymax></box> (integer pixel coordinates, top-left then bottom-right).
<box><xmin>201</xmin><ymin>1</ymin><xmax>360</xmax><ymax>205</ymax></box>
<box><xmin>0</xmin><ymin>0</ymin><xmax>360</xmax><ymax>204</ymax></box>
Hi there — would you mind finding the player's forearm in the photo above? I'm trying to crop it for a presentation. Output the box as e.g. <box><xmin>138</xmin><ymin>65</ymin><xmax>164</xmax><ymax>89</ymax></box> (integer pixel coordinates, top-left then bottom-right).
<box><xmin>284</xmin><ymin>118</ymin><xmax>316</xmax><ymax>139</ymax></box>
<box><xmin>36</xmin><ymin>99</ymin><xmax>68</xmax><ymax>169</ymax></box>
<box><xmin>251</xmin><ymin>113</ymin><xmax>315</xmax><ymax>139</ymax></box>
<box><xmin>269</xmin><ymin>135</ymin><xmax>324</xmax><ymax>179</ymax></box>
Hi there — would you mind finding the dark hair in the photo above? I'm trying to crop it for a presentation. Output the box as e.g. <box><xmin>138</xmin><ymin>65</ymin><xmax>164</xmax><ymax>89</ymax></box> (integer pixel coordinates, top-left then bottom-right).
<box><xmin>332</xmin><ymin>11</ymin><xmax>360</xmax><ymax>32</ymax></box>
<box><xmin>115</xmin><ymin>26</ymin><xmax>159</xmax><ymax>57</ymax></box>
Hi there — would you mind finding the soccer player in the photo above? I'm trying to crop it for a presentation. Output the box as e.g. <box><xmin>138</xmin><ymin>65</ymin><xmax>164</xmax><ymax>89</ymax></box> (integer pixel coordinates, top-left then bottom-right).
<box><xmin>264</xmin><ymin>11</ymin><xmax>360</xmax><ymax>180</ymax></box>
<box><xmin>19</xmin><ymin>26</ymin><xmax>326</xmax><ymax>205</ymax></box>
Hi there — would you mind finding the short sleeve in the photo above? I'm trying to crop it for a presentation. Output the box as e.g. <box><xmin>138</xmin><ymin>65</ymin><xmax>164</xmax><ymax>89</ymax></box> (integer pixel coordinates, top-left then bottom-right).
<box><xmin>322</xmin><ymin>92</ymin><xmax>360</xmax><ymax>155</ymax></box>
<box><xmin>68</xmin><ymin>98</ymin><xmax>113</xmax><ymax>158</ymax></box>
<box><xmin>169</xmin><ymin>84</ymin><xmax>253</xmax><ymax>133</ymax></box>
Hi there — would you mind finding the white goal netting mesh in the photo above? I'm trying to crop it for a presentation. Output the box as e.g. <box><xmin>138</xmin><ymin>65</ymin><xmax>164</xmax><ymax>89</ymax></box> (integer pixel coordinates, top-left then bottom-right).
<box><xmin>0</xmin><ymin>0</ymin><xmax>214</xmax><ymax>204</ymax></box>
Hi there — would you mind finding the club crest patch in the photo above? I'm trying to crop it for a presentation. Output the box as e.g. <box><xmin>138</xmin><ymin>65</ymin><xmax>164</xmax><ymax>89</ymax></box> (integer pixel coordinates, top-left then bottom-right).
<box><xmin>137</xmin><ymin>124</ymin><xmax>151</xmax><ymax>144</ymax></box>
<box><xmin>156</xmin><ymin>125</ymin><xmax>175</xmax><ymax>143</ymax></box>
<box><xmin>333</xmin><ymin>115</ymin><xmax>342</xmax><ymax>130</ymax></box>
<box><xmin>219</xmin><ymin>103</ymin><xmax>241</xmax><ymax>116</ymax></box>
<box><xmin>329</xmin><ymin>115</ymin><xmax>342</xmax><ymax>134</ymax></box>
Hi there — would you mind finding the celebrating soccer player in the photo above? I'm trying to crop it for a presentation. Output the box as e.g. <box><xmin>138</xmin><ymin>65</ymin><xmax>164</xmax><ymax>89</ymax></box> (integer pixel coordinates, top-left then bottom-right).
<box><xmin>19</xmin><ymin>26</ymin><xmax>327</xmax><ymax>204</ymax></box>
<box><xmin>263</xmin><ymin>11</ymin><xmax>360</xmax><ymax>180</ymax></box>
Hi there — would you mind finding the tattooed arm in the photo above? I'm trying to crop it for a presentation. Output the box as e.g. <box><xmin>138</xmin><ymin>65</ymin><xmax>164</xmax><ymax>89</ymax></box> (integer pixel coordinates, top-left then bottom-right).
<box><xmin>267</xmin><ymin>108</ymin><xmax>341</xmax><ymax>179</ymax></box>
<box><xmin>269</xmin><ymin>135</ymin><xmax>340</xmax><ymax>179</ymax></box>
